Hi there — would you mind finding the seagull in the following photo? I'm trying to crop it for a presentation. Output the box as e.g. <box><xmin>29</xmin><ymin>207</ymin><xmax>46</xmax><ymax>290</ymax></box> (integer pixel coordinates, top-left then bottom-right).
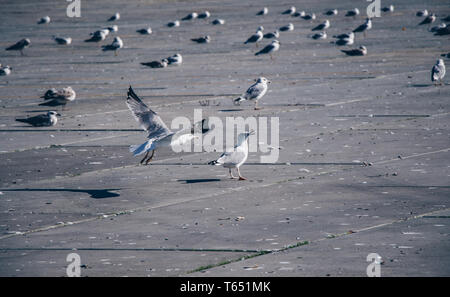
<box><xmin>167</xmin><ymin>20</ymin><xmax>180</xmax><ymax>27</ymax></box>
<box><xmin>102</xmin><ymin>36</ymin><xmax>123</xmax><ymax>55</ymax></box>
<box><xmin>245</xmin><ymin>29</ymin><xmax>263</xmax><ymax>47</ymax></box>
<box><xmin>41</xmin><ymin>88</ymin><xmax>58</xmax><ymax>99</ymax></box>
<box><xmin>233</xmin><ymin>77</ymin><xmax>270</xmax><ymax>110</ymax></box>
<box><xmin>137</xmin><ymin>27</ymin><xmax>152</xmax><ymax>35</ymax></box>
<box><xmin>126</xmin><ymin>86</ymin><xmax>210</xmax><ymax>165</ymax></box>
<box><xmin>37</xmin><ymin>16</ymin><xmax>51</xmax><ymax>24</ymax></box>
<box><xmin>302</xmin><ymin>13</ymin><xmax>316</xmax><ymax>20</ymax></box>
<box><xmin>335</xmin><ymin>36</ymin><xmax>354</xmax><ymax>46</ymax></box>
<box><xmin>0</xmin><ymin>65</ymin><xmax>12</xmax><ymax>76</ymax></box>
<box><xmin>182</xmin><ymin>12</ymin><xmax>198</xmax><ymax>21</ymax></box>
<box><xmin>208</xmin><ymin>130</ymin><xmax>255</xmax><ymax>180</ymax></box>
<box><xmin>85</xmin><ymin>29</ymin><xmax>108</xmax><ymax>42</ymax></box>
<box><xmin>341</xmin><ymin>46</ymin><xmax>367</xmax><ymax>56</ymax></box>
<box><xmin>105</xmin><ymin>25</ymin><xmax>118</xmax><ymax>33</ymax></box>
<box><xmin>212</xmin><ymin>19</ymin><xmax>225</xmax><ymax>25</ymax></box>
<box><xmin>255</xmin><ymin>40</ymin><xmax>280</xmax><ymax>59</ymax></box>
<box><xmin>312</xmin><ymin>20</ymin><xmax>330</xmax><ymax>31</ymax></box>
<box><xmin>191</xmin><ymin>36</ymin><xmax>211</xmax><ymax>43</ymax></box>
<box><xmin>325</xmin><ymin>9</ymin><xmax>338</xmax><ymax>16</ymax></box>
<box><xmin>441</xmin><ymin>52</ymin><xmax>450</xmax><ymax>59</ymax></box>
<box><xmin>167</xmin><ymin>53</ymin><xmax>182</xmax><ymax>66</ymax></box>
<box><xmin>416</xmin><ymin>10</ymin><xmax>428</xmax><ymax>17</ymax></box>
<box><xmin>419</xmin><ymin>14</ymin><xmax>436</xmax><ymax>25</ymax></box>
<box><xmin>198</xmin><ymin>11</ymin><xmax>210</xmax><ymax>19</ymax></box>
<box><xmin>430</xmin><ymin>23</ymin><xmax>447</xmax><ymax>32</ymax></box>
<box><xmin>312</xmin><ymin>31</ymin><xmax>327</xmax><ymax>40</ymax></box>
<box><xmin>39</xmin><ymin>86</ymin><xmax>76</xmax><ymax>108</ymax></box>
<box><xmin>16</xmin><ymin>111</ymin><xmax>61</xmax><ymax>127</ymax></box>
<box><xmin>6</xmin><ymin>38</ymin><xmax>31</xmax><ymax>55</ymax></box>
<box><xmin>442</xmin><ymin>16</ymin><xmax>450</xmax><ymax>22</ymax></box>
<box><xmin>381</xmin><ymin>5</ymin><xmax>394</xmax><ymax>12</ymax></box>
<box><xmin>345</xmin><ymin>8</ymin><xmax>360</xmax><ymax>17</ymax></box>
<box><xmin>257</xmin><ymin>7</ymin><xmax>268</xmax><ymax>16</ymax></box>
<box><xmin>434</xmin><ymin>26</ymin><xmax>450</xmax><ymax>36</ymax></box>
<box><xmin>279</xmin><ymin>23</ymin><xmax>294</xmax><ymax>32</ymax></box>
<box><xmin>353</xmin><ymin>18</ymin><xmax>372</xmax><ymax>37</ymax></box>
<box><xmin>333</xmin><ymin>32</ymin><xmax>354</xmax><ymax>40</ymax></box>
<box><xmin>282</xmin><ymin>6</ymin><xmax>296</xmax><ymax>15</ymax></box>
<box><xmin>264</xmin><ymin>31</ymin><xmax>280</xmax><ymax>39</ymax></box>
<box><xmin>141</xmin><ymin>59</ymin><xmax>169</xmax><ymax>68</ymax></box>
<box><xmin>293</xmin><ymin>11</ymin><xmax>306</xmax><ymax>17</ymax></box>
<box><xmin>108</xmin><ymin>12</ymin><xmax>120</xmax><ymax>21</ymax></box>
<box><xmin>53</xmin><ymin>36</ymin><xmax>72</xmax><ymax>45</ymax></box>
<box><xmin>431</xmin><ymin>59</ymin><xmax>446</xmax><ymax>86</ymax></box>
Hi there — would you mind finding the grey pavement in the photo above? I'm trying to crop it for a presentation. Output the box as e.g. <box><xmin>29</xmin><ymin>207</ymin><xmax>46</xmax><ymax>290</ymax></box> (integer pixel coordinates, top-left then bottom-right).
<box><xmin>0</xmin><ymin>0</ymin><xmax>449</xmax><ymax>276</ymax></box>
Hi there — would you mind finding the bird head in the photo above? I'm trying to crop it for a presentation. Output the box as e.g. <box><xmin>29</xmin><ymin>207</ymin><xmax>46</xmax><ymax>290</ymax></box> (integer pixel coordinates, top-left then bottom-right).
<box><xmin>48</xmin><ymin>111</ymin><xmax>61</xmax><ymax>117</ymax></box>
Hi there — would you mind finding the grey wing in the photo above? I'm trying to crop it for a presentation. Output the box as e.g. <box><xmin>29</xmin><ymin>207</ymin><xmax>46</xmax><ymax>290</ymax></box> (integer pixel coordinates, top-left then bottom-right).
<box><xmin>217</xmin><ymin>150</ymin><xmax>246</xmax><ymax>165</ymax></box>
<box><xmin>126</xmin><ymin>86</ymin><xmax>172</xmax><ymax>140</ymax></box>
<box><xmin>432</xmin><ymin>65</ymin><xmax>443</xmax><ymax>81</ymax></box>
<box><xmin>245</xmin><ymin>82</ymin><xmax>264</xmax><ymax>100</ymax></box>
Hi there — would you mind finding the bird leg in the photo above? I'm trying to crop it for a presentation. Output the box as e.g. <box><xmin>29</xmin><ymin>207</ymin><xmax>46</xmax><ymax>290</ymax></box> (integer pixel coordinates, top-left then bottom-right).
<box><xmin>254</xmin><ymin>101</ymin><xmax>261</xmax><ymax>110</ymax></box>
<box><xmin>364</xmin><ymin>31</ymin><xmax>367</xmax><ymax>38</ymax></box>
<box><xmin>144</xmin><ymin>150</ymin><xmax>155</xmax><ymax>165</ymax></box>
<box><xmin>270</xmin><ymin>54</ymin><xmax>273</xmax><ymax>60</ymax></box>
<box><xmin>114</xmin><ymin>50</ymin><xmax>118</xmax><ymax>57</ymax></box>
<box><xmin>140</xmin><ymin>151</ymin><xmax>150</xmax><ymax>165</ymax></box>
<box><xmin>229</xmin><ymin>168</ymin><xmax>237</xmax><ymax>179</ymax></box>
<box><xmin>20</xmin><ymin>49</ymin><xmax>24</xmax><ymax>56</ymax></box>
<box><xmin>237</xmin><ymin>167</ymin><xmax>247</xmax><ymax>180</ymax></box>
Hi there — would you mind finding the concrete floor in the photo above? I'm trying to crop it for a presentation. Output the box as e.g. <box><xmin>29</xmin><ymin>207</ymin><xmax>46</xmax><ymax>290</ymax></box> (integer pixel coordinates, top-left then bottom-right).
<box><xmin>0</xmin><ymin>0</ymin><xmax>449</xmax><ymax>276</ymax></box>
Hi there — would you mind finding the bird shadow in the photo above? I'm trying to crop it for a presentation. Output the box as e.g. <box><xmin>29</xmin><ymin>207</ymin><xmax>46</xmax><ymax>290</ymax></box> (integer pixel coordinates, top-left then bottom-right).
<box><xmin>409</xmin><ymin>84</ymin><xmax>433</xmax><ymax>88</ymax></box>
<box><xmin>177</xmin><ymin>179</ymin><xmax>221</xmax><ymax>184</ymax></box>
<box><xmin>0</xmin><ymin>188</ymin><xmax>121</xmax><ymax>199</ymax></box>
<box><xmin>219</xmin><ymin>108</ymin><xmax>244</xmax><ymax>112</ymax></box>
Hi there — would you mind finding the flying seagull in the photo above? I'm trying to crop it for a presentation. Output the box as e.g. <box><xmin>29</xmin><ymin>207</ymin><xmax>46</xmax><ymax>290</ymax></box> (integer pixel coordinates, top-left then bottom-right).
<box><xmin>126</xmin><ymin>86</ymin><xmax>210</xmax><ymax>165</ymax></box>
<box><xmin>6</xmin><ymin>38</ymin><xmax>31</xmax><ymax>56</ymax></box>
<box><xmin>141</xmin><ymin>59</ymin><xmax>169</xmax><ymax>68</ymax></box>
<box><xmin>431</xmin><ymin>59</ymin><xmax>446</xmax><ymax>86</ymax></box>
<box><xmin>102</xmin><ymin>36</ymin><xmax>123</xmax><ymax>55</ymax></box>
<box><xmin>208</xmin><ymin>130</ymin><xmax>255</xmax><ymax>180</ymax></box>
<box><xmin>16</xmin><ymin>111</ymin><xmax>60</xmax><ymax>127</ymax></box>
<box><xmin>39</xmin><ymin>86</ymin><xmax>76</xmax><ymax>108</ymax></box>
<box><xmin>234</xmin><ymin>77</ymin><xmax>270</xmax><ymax>110</ymax></box>
<box><xmin>341</xmin><ymin>46</ymin><xmax>367</xmax><ymax>56</ymax></box>
<box><xmin>255</xmin><ymin>40</ymin><xmax>280</xmax><ymax>59</ymax></box>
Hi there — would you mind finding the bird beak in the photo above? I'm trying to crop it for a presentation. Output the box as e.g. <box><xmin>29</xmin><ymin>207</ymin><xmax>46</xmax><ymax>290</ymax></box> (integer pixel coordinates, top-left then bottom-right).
<box><xmin>267</xmin><ymin>80</ymin><xmax>271</xmax><ymax>84</ymax></box>
<box><xmin>249</xmin><ymin>129</ymin><xmax>256</xmax><ymax>135</ymax></box>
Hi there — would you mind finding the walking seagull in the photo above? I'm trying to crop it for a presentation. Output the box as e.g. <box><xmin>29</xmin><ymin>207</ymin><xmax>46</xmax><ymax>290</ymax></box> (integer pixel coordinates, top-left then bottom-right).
<box><xmin>16</xmin><ymin>111</ymin><xmax>60</xmax><ymax>127</ymax></box>
<box><xmin>126</xmin><ymin>86</ymin><xmax>210</xmax><ymax>165</ymax></box>
<box><xmin>234</xmin><ymin>77</ymin><xmax>270</xmax><ymax>110</ymax></box>
<box><xmin>6</xmin><ymin>38</ymin><xmax>31</xmax><ymax>56</ymax></box>
<box><xmin>208</xmin><ymin>130</ymin><xmax>255</xmax><ymax>180</ymax></box>
<box><xmin>255</xmin><ymin>40</ymin><xmax>280</xmax><ymax>59</ymax></box>
<box><xmin>431</xmin><ymin>59</ymin><xmax>446</xmax><ymax>86</ymax></box>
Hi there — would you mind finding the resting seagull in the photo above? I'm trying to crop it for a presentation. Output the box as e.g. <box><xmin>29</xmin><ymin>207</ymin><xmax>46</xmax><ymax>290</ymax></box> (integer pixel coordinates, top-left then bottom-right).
<box><xmin>53</xmin><ymin>36</ymin><xmax>72</xmax><ymax>45</ymax></box>
<box><xmin>341</xmin><ymin>46</ymin><xmax>367</xmax><ymax>56</ymax></box>
<box><xmin>0</xmin><ymin>65</ymin><xmax>12</xmax><ymax>76</ymax></box>
<box><xmin>137</xmin><ymin>27</ymin><xmax>152</xmax><ymax>35</ymax></box>
<box><xmin>6</xmin><ymin>38</ymin><xmax>31</xmax><ymax>56</ymax></box>
<box><xmin>208</xmin><ymin>130</ymin><xmax>254</xmax><ymax>180</ymax></box>
<box><xmin>126</xmin><ymin>86</ymin><xmax>210</xmax><ymax>165</ymax></box>
<box><xmin>37</xmin><ymin>16</ymin><xmax>51</xmax><ymax>24</ymax></box>
<box><xmin>191</xmin><ymin>36</ymin><xmax>211</xmax><ymax>43</ymax></box>
<box><xmin>16</xmin><ymin>111</ymin><xmax>60</xmax><ymax>127</ymax></box>
<box><xmin>312</xmin><ymin>31</ymin><xmax>327</xmax><ymax>40</ymax></box>
<box><xmin>257</xmin><ymin>7</ymin><xmax>268</xmax><ymax>16</ymax></box>
<box><xmin>325</xmin><ymin>9</ymin><xmax>338</xmax><ymax>16</ymax></box>
<box><xmin>255</xmin><ymin>40</ymin><xmax>280</xmax><ymax>59</ymax></box>
<box><xmin>167</xmin><ymin>20</ymin><xmax>180</xmax><ymax>27</ymax></box>
<box><xmin>108</xmin><ymin>12</ymin><xmax>120</xmax><ymax>21</ymax></box>
<box><xmin>141</xmin><ymin>59</ymin><xmax>168</xmax><ymax>68</ymax></box>
<box><xmin>279</xmin><ymin>23</ymin><xmax>294</xmax><ymax>32</ymax></box>
<box><xmin>264</xmin><ymin>31</ymin><xmax>280</xmax><ymax>39</ymax></box>
<box><xmin>419</xmin><ymin>14</ymin><xmax>436</xmax><ymax>26</ymax></box>
<box><xmin>431</xmin><ymin>59</ymin><xmax>446</xmax><ymax>86</ymax></box>
<box><xmin>312</xmin><ymin>20</ymin><xmax>330</xmax><ymax>31</ymax></box>
<box><xmin>234</xmin><ymin>77</ymin><xmax>270</xmax><ymax>110</ymax></box>
<box><xmin>85</xmin><ymin>30</ymin><xmax>108</xmax><ymax>42</ymax></box>
<box><xmin>182</xmin><ymin>12</ymin><xmax>198</xmax><ymax>21</ymax></box>
<box><xmin>212</xmin><ymin>19</ymin><xmax>225</xmax><ymax>25</ymax></box>
<box><xmin>282</xmin><ymin>6</ymin><xmax>296</xmax><ymax>15</ymax></box>
<box><xmin>345</xmin><ymin>8</ymin><xmax>360</xmax><ymax>17</ymax></box>
<box><xmin>39</xmin><ymin>86</ymin><xmax>76</xmax><ymax>108</ymax></box>
<box><xmin>167</xmin><ymin>53</ymin><xmax>182</xmax><ymax>66</ymax></box>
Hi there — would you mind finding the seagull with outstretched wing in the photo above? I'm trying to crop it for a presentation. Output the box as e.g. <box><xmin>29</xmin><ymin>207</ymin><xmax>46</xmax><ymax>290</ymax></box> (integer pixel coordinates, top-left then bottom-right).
<box><xmin>126</xmin><ymin>86</ymin><xmax>210</xmax><ymax>165</ymax></box>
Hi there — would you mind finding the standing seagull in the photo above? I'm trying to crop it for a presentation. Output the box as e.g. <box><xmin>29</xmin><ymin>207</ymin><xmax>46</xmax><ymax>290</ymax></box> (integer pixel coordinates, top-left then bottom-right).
<box><xmin>353</xmin><ymin>18</ymin><xmax>372</xmax><ymax>37</ymax></box>
<box><xmin>16</xmin><ymin>111</ymin><xmax>60</xmax><ymax>127</ymax></box>
<box><xmin>6</xmin><ymin>38</ymin><xmax>31</xmax><ymax>56</ymax></box>
<box><xmin>279</xmin><ymin>23</ymin><xmax>294</xmax><ymax>32</ymax></box>
<box><xmin>255</xmin><ymin>40</ymin><xmax>280</xmax><ymax>59</ymax></box>
<box><xmin>257</xmin><ymin>7</ymin><xmax>268</xmax><ymax>16</ymax></box>
<box><xmin>126</xmin><ymin>86</ymin><xmax>210</xmax><ymax>165</ymax></box>
<box><xmin>85</xmin><ymin>30</ymin><xmax>108</xmax><ymax>42</ymax></box>
<box><xmin>419</xmin><ymin>14</ymin><xmax>436</xmax><ymax>26</ymax></box>
<box><xmin>208</xmin><ymin>130</ymin><xmax>255</xmax><ymax>180</ymax></box>
<box><xmin>431</xmin><ymin>59</ymin><xmax>446</xmax><ymax>86</ymax></box>
<box><xmin>245</xmin><ymin>29</ymin><xmax>263</xmax><ymax>47</ymax></box>
<box><xmin>234</xmin><ymin>77</ymin><xmax>270</xmax><ymax>110</ymax></box>
<box><xmin>102</xmin><ymin>36</ymin><xmax>123</xmax><ymax>55</ymax></box>
<box><xmin>312</xmin><ymin>20</ymin><xmax>330</xmax><ymax>31</ymax></box>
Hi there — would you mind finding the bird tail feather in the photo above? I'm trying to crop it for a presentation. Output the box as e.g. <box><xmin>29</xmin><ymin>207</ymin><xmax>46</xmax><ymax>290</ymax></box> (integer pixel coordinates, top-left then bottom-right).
<box><xmin>130</xmin><ymin>141</ymin><xmax>153</xmax><ymax>156</ymax></box>
<box><xmin>208</xmin><ymin>160</ymin><xmax>220</xmax><ymax>165</ymax></box>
